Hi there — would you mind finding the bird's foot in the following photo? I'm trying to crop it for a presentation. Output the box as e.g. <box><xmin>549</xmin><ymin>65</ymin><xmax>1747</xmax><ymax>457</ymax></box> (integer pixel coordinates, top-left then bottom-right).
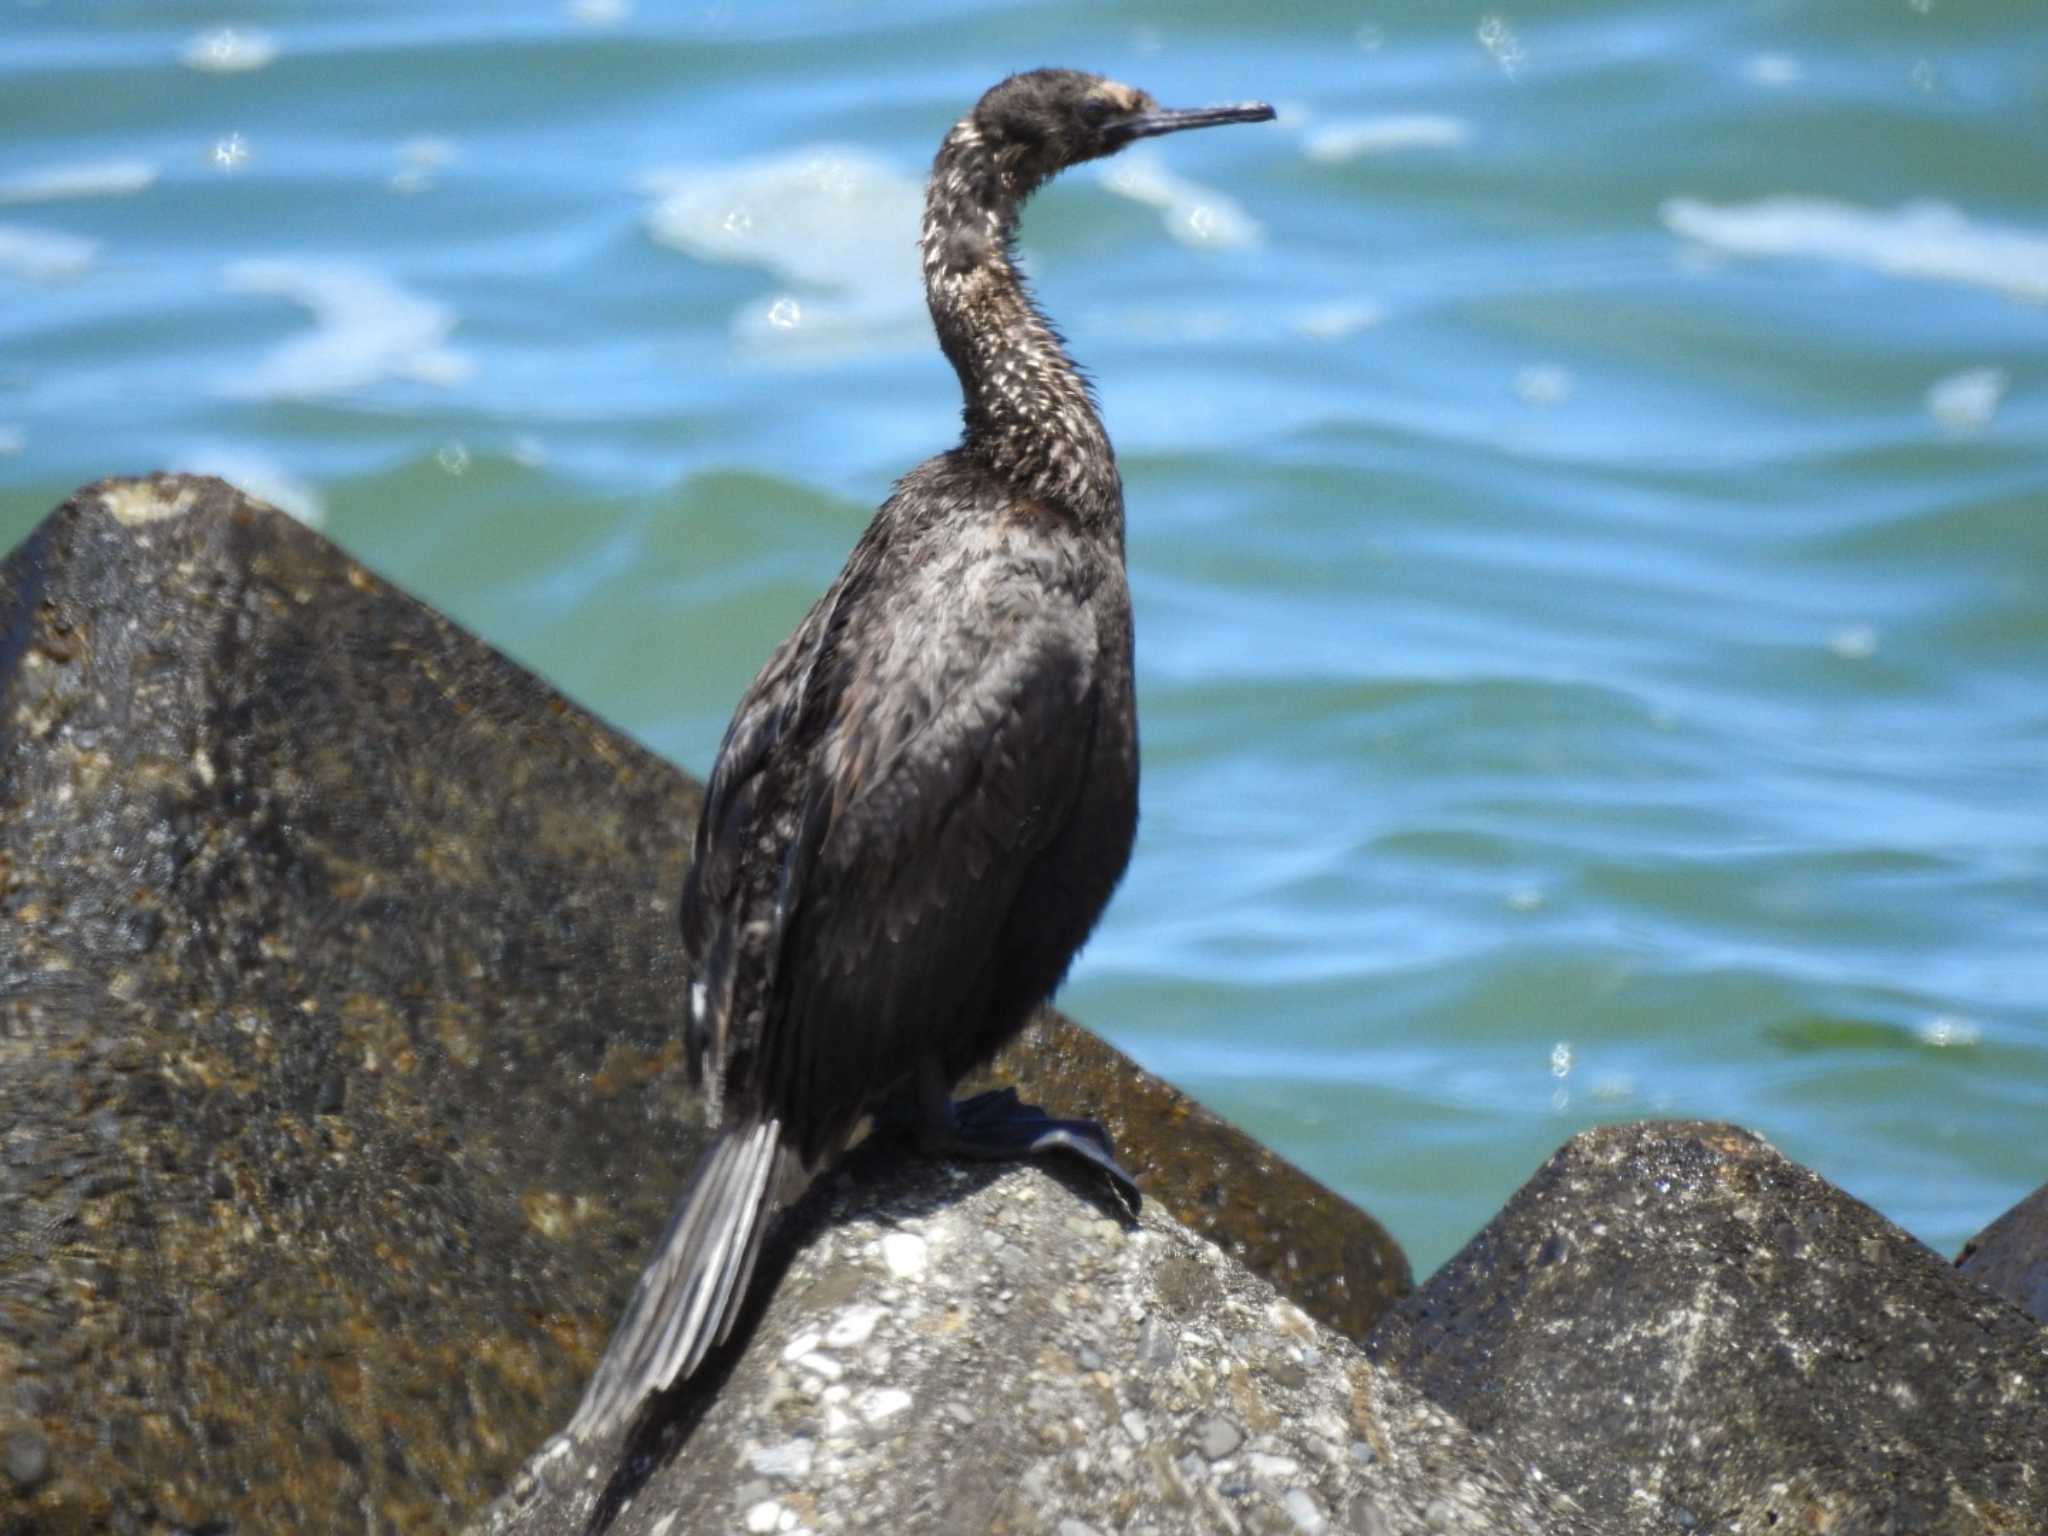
<box><xmin>922</xmin><ymin>1087</ymin><xmax>1141</xmax><ymax>1214</ymax></box>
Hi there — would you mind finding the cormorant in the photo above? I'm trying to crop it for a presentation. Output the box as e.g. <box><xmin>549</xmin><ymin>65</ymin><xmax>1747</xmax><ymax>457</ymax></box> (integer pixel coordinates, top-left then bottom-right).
<box><xmin>569</xmin><ymin>68</ymin><xmax>1273</xmax><ymax>1442</ymax></box>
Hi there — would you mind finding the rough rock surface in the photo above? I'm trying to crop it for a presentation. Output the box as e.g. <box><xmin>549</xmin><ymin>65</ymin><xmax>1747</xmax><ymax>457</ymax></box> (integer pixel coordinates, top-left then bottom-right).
<box><xmin>0</xmin><ymin>475</ymin><xmax>1405</xmax><ymax>1533</ymax></box>
<box><xmin>973</xmin><ymin>1013</ymin><xmax>1409</xmax><ymax>1344</ymax></box>
<box><xmin>1957</xmin><ymin>1180</ymin><xmax>2048</xmax><ymax>1325</ymax></box>
<box><xmin>482</xmin><ymin>1149</ymin><xmax>1615</xmax><ymax>1536</ymax></box>
<box><xmin>2</xmin><ymin>476</ymin><xmax>708</xmax><ymax>1532</ymax></box>
<box><xmin>1368</xmin><ymin>1121</ymin><xmax>2048</xmax><ymax>1536</ymax></box>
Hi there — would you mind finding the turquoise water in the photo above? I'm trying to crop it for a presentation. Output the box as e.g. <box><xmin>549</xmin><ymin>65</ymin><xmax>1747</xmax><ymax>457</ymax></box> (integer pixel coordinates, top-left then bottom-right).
<box><xmin>4</xmin><ymin>2</ymin><xmax>2044</xmax><ymax>1279</ymax></box>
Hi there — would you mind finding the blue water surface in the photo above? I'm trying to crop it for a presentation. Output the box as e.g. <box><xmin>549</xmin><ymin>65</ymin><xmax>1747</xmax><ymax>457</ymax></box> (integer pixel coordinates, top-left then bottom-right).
<box><xmin>3</xmin><ymin>0</ymin><xmax>2044</xmax><ymax>1277</ymax></box>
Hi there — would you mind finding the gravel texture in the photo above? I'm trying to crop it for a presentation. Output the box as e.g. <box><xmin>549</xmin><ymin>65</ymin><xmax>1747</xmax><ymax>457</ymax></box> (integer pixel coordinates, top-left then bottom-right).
<box><xmin>483</xmin><ymin>1149</ymin><xmax>1611</xmax><ymax>1536</ymax></box>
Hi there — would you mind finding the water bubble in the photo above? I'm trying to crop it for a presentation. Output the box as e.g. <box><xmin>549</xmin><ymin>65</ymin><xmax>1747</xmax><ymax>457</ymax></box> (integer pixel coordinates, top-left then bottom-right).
<box><xmin>212</xmin><ymin>133</ymin><xmax>250</xmax><ymax>173</ymax></box>
<box><xmin>1827</xmin><ymin>623</ymin><xmax>1878</xmax><ymax>661</ymax></box>
<box><xmin>1507</xmin><ymin>886</ymin><xmax>1546</xmax><ymax>912</ymax></box>
<box><xmin>436</xmin><ymin>440</ymin><xmax>470</xmax><ymax>476</ymax></box>
<box><xmin>766</xmin><ymin>296</ymin><xmax>802</xmax><ymax>330</ymax></box>
<box><xmin>1550</xmin><ymin>1041</ymin><xmax>1573</xmax><ymax>1079</ymax></box>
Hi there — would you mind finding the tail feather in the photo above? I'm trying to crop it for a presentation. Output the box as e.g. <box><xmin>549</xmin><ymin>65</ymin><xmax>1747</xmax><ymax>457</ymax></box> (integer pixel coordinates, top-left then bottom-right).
<box><xmin>567</xmin><ymin>1118</ymin><xmax>785</xmax><ymax>1442</ymax></box>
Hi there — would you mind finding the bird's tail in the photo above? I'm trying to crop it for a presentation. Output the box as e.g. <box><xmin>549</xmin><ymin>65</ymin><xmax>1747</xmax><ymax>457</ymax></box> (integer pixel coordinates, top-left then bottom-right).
<box><xmin>566</xmin><ymin>1117</ymin><xmax>786</xmax><ymax>1443</ymax></box>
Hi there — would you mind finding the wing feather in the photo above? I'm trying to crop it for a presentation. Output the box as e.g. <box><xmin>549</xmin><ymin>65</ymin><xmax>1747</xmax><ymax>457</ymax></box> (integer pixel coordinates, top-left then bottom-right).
<box><xmin>682</xmin><ymin>488</ymin><xmax>1108</xmax><ymax>1167</ymax></box>
<box><xmin>765</xmin><ymin>600</ymin><xmax>1099</xmax><ymax>1162</ymax></box>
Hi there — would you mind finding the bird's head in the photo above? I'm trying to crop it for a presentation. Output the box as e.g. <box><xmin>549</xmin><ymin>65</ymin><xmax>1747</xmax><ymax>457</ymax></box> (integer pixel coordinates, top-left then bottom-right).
<box><xmin>966</xmin><ymin>68</ymin><xmax>1273</xmax><ymax>193</ymax></box>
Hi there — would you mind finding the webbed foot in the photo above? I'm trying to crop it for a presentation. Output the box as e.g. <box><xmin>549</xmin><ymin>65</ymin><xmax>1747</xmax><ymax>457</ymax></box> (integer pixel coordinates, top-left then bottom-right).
<box><xmin>923</xmin><ymin>1086</ymin><xmax>1141</xmax><ymax>1213</ymax></box>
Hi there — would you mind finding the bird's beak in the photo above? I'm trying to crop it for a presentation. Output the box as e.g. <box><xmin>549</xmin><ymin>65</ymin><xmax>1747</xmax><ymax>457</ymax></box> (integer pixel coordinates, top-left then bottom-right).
<box><xmin>1123</xmin><ymin>101</ymin><xmax>1276</xmax><ymax>139</ymax></box>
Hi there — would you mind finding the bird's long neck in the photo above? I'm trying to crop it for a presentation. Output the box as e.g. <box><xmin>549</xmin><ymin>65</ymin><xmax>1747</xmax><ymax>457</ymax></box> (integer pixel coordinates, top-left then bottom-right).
<box><xmin>920</xmin><ymin>119</ymin><xmax>1122</xmax><ymax>535</ymax></box>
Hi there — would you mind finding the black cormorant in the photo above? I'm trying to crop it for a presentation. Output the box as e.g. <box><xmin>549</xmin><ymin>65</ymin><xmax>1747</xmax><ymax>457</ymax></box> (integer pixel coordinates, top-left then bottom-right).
<box><xmin>569</xmin><ymin>68</ymin><xmax>1273</xmax><ymax>1442</ymax></box>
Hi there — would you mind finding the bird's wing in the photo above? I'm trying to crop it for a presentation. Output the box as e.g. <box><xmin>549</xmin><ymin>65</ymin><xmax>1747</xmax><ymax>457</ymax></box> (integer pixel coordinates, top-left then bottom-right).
<box><xmin>679</xmin><ymin>591</ymin><xmax>846</xmax><ymax>1106</ymax></box>
<box><xmin>753</xmin><ymin>578</ymin><xmax>1103</xmax><ymax>1165</ymax></box>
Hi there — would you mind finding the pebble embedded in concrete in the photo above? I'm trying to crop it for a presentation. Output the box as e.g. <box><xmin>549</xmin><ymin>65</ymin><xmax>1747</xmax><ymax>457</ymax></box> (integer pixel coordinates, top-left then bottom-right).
<box><xmin>749</xmin><ymin>1437</ymin><xmax>815</xmax><ymax>1481</ymax></box>
<box><xmin>1284</xmin><ymin>1487</ymin><xmax>1329</xmax><ymax>1534</ymax></box>
<box><xmin>825</xmin><ymin>1304</ymin><xmax>884</xmax><ymax>1348</ymax></box>
<box><xmin>1195</xmin><ymin>1415</ymin><xmax>1243</xmax><ymax>1460</ymax></box>
<box><xmin>779</xmin><ymin>1330</ymin><xmax>822</xmax><ymax>1362</ymax></box>
<box><xmin>5</xmin><ymin>1433</ymin><xmax>51</xmax><ymax>1491</ymax></box>
<box><xmin>794</xmin><ymin>1351</ymin><xmax>843</xmax><ymax>1381</ymax></box>
<box><xmin>880</xmin><ymin>1232</ymin><xmax>927</xmax><ymax>1280</ymax></box>
<box><xmin>857</xmin><ymin>1386</ymin><xmax>912</xmax><ymax>1424</ymax></box>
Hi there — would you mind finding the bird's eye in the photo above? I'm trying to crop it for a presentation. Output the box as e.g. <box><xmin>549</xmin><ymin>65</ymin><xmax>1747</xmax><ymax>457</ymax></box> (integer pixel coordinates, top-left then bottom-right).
<box><xmin>1081</xmin><ymin>98</ymin><xmax>1118</xmax><ymax>127</ymax></box>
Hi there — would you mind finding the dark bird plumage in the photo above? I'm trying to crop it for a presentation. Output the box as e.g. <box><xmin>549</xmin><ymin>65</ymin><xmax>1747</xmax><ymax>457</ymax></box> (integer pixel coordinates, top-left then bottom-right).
<box><xmin>568</xmin><ymin>68</ymin><xmax>1274</xmax><ymax>1443</ymax></box>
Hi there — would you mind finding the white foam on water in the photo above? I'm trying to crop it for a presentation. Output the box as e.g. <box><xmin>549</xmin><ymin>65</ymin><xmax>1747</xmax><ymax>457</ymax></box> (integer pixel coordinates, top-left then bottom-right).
<box><xmin>567</xmin><ymin>0</ymin><xmax>631</xmax><ymax>25</ymax></box>
<box><xmin>1289</xmin><ymin>300</ymin><xmax>1383</xmax><ymax>342</ymax></box>
<box><xmin>1099</xmin><ymin>146</ymin><xmax>1261</xmax><ymax>250</ymax></box>
<box><xmin>0</xmin><ymin>224</ymin><xmax>99</xmax><ymax>282</ymax></box>
<box><xmin>181</xmin><ymin>27</ymin><xmax>278</xmax><ymax>73</ymax></box>
<box><xmin>221</xmin><ymin>259</ymin><xmax>474</xmax><ymax>397</ymax></box>
<box><xmin>1302</xmin><ymin>114</ymin><xmax>1470</xmax><ymax>163</ymax></box>
<box><xmin>175</xmin><ymin>446</ymin><xmax>327</xmax><ymax>528</ymax></box>
<box><xmin>1925</xmin><ymin>366</ymin><xmax>2007</xmax><ymax>434</ymax></box>
<box><xmin>1514</xmin><ymin>363</ymin><xmax>1574</xmax><ymax>407</ymax></box>
<box><xmin>1662</xmin><ymin>195</ymin><xmax>2048</xmax><ymax>305</ymax></box>
<box><xmin>1477</xmin><ymin>13</ymin><xmax>1525</xmax><ymax>78</ymax></box>
<box><xmin>1743</xmin><ymin>53</ymin><xmax>1804</xmax><ymax>88</ymax></box>
<box><xmin>1918</xmin><ymin>1014</ymin><xmax>1982</xmax><ymax>1048</ymax></box>
<box><xmin>390</xmin><ymin>136</ymin><xmax>457</xmax><ymax>196</ymax></box>
<box><xmin>0</xmin><ymin>159</ymin><xmax>158</xmax><ymax>204</ymax></box>
<box><xmin>640</xmin><ymin>148</ymin><xmax>926</xmax><ymax>359</ymax></box>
